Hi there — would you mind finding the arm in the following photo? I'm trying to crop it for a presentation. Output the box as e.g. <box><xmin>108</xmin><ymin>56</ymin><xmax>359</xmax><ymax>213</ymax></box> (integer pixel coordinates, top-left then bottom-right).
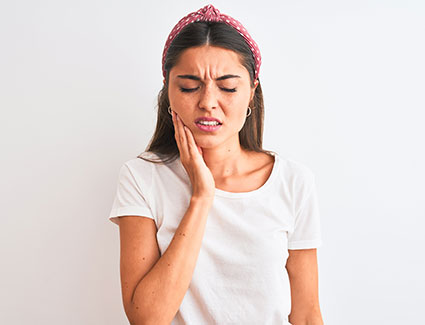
<box><xmin>286</xmin><ymin>248</ymin><xmax>324</xmax><ymax>325</ymax></box>
<box><xmin>119</xmin><ymin>196</ymin><xmax>213</xmax><ymax>324</ymax></box>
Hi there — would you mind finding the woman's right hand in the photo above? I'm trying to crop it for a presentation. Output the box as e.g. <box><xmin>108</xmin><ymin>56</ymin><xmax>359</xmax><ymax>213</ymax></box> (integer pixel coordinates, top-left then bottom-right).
<box><xmin>172</xmin><ymin>110</ymin><xmax>216</xmax><ymax>201</ymax></box>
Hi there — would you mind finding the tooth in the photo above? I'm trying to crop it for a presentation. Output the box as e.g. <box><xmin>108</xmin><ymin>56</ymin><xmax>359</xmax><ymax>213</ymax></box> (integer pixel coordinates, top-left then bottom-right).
<box><xmin>199</xmin><ymin>121</ymin><xmax>219</xmax><ymax>125</ymax></box>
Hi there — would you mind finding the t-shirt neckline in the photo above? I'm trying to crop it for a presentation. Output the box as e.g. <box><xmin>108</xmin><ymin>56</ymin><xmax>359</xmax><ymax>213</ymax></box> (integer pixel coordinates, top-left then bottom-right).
<box><xmin>177</xmin><ymin>152</ymin><xmax>280</xmax><ymax>199</ymax></box>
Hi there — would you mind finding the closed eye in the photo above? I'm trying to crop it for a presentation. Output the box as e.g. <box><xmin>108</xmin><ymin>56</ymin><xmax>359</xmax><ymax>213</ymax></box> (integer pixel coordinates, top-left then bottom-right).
<box><xmin>179</xmin><ymin>87</ymin><xmax>198</xmax><ymax>93</ymax></box>
<box><xmin>179</xmin><ymin>87</ymin><xmax>237</xmax><ymax>93</ymax></box>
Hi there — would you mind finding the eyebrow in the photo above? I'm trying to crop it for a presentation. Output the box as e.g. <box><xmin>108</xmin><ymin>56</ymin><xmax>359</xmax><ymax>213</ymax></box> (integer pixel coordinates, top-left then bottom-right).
<box><xmin>176</xmin><ymin>74</ymin><xmax>241</xmax><ymax>81</ymax></box>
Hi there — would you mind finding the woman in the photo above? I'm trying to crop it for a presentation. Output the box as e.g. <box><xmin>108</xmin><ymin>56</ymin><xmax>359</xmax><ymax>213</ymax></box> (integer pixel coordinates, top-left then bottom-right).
<box><xmin>109</xmin><ymin>4</ymin><xmax>324</xmax><ymax>325</ymax></box>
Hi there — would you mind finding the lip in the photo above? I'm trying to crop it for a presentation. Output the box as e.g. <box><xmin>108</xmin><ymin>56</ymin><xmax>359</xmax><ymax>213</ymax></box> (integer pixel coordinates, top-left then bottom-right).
<box><xmin>194</xmin><ymin>116</ymin><xmax>222</xmax><ymax>124</ymax></box>
<box><xmin>195</xmin><ymin>122</ymin><xmax>222</xmax><ymax>132</ymax></box>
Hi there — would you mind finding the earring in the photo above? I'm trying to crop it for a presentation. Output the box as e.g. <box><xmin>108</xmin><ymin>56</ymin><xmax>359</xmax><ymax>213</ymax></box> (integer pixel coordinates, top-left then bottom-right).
<box><xmin>246</xmin><ymin>106</ymin><xmax>252</xmax><ymax>117</ymax></box>
<box><xmin>168</xmin><ymin>106</ymin><xmax>172</xmax><ymax>115</ymax></box>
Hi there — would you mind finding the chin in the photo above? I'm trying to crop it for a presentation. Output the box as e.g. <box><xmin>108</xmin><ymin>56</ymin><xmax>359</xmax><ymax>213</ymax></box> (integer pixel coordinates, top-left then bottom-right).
<box><xmin>193</xmin><ymin>135</ymin><xmax>220</xmax><ymax>148</ymax></box>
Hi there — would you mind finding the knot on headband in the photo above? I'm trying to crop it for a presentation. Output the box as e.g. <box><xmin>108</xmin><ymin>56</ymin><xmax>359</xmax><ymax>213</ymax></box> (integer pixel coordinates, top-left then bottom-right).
<box><xmin>162</xmin><ymin>4</ymin><xmax>262</xmax><ymax>80</ymax></box>
<box><xmin>198</xmin><ymin>3</ymin><xmax>221</xmax><ymax>21</ymax></box>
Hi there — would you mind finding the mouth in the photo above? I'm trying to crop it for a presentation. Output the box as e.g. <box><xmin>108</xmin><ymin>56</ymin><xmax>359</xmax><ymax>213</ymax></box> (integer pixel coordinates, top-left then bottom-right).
<box><xmin>195</xmin><ymin>121</ymin><xmax>222</xmax><ymax>132</ymax></box>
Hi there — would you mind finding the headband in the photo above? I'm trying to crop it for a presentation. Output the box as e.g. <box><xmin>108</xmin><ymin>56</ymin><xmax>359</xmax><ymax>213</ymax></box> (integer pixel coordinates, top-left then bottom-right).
<box><xmin>161</xmin><ymin>4</ymin><xmax>262</xmax><ymax>80</ymax></box>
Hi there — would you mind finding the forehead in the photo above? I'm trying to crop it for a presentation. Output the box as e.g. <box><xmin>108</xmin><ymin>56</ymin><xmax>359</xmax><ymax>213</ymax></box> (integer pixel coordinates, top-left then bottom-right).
<box><xmin>172</xmin><ymin>45</ymin><xmax>246</xmax><ymax>77</ymax></box>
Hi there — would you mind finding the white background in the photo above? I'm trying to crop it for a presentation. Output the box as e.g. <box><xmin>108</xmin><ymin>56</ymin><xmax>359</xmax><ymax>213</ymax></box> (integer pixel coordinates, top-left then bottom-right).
<box><xmin>1</xmin><ymin>0</ymin><xmax>424</xmax><ymax>324</ymax></box>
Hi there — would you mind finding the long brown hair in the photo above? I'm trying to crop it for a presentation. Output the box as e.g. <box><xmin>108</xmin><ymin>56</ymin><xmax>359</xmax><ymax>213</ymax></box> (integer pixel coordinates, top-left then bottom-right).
<box><xmin>138</xmin><ymin>21</ymin><xmax>275</xmax><ymax>164</ymax></box>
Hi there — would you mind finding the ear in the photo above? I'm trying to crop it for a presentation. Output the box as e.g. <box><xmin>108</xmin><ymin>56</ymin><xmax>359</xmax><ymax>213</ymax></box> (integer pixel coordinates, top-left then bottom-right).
<box><xmin>163</xmin><ymin>78</ymin><xmax>166</xmax><ymax>85</ymax></box>
<box><xmin>250</xmin><ymin>79</ymin><xmax>259</xmax><ymax>102</ymax></box>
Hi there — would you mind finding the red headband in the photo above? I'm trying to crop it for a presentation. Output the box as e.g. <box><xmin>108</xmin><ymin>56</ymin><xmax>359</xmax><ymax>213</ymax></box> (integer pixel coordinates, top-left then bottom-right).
<box><xmin>162</xmin><ymin>4</ymin><xmax>262</xmax><ymax>80</ymax></box>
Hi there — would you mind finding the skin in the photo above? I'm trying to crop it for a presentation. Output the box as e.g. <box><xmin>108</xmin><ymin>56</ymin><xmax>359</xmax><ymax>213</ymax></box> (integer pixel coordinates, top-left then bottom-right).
<box><xmin>166</xmin><ymin>44</ymin><xmax>262</xmax><ymax>183</ymax></box>
<box><xmin>286</xmin><ymin>249</ymin><xmax>324</xmax><ymax>324</ymax></box>
<box><xmin>166</xmin><ymin>45</ymin><xmax>323</xmax><ymax>324</ymax></box>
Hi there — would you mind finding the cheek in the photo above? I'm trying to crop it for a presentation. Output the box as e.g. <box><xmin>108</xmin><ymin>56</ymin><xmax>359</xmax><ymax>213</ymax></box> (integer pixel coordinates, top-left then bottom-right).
<box><xmin>213</xmin><ymin>92</ymin><xmax>244</xmax><ymax>111</ymax></box>
<box><xmin>169</xmin><ymin>89</ymin><xmax>192</xmax><ymax>110</ymax></box>
<box><xmin>224</xmin><ymin>92</ymin><xmax>250</xmax><ymax>112</ymax></box>
<box><xmin>223</xmin><ymin>106</ymin><xmax>250</xmax><ymax>127</ymax></box>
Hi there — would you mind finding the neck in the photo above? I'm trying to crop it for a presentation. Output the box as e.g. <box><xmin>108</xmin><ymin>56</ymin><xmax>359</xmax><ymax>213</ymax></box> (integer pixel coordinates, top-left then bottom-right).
<box><xmin>200</xmin><ymin>140</ymin><xmax>249</xmax><ymax>179</ymax></box>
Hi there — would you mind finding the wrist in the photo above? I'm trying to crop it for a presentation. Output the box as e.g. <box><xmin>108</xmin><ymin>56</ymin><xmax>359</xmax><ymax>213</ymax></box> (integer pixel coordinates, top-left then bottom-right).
<box><xmin>190</xmin><ymin>195</ymin><xmax>214</xmax><ymax>206</ymax></box>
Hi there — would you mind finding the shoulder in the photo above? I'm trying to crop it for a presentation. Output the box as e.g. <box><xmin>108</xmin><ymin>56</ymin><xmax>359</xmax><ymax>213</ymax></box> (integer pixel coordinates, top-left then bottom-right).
<box><xmin>247</xmin><ymin>151</ymin><xmax>276</xmax><ymax>173</ymax></box>
<box><xmin>263</xmin><ymin>150</ymin><xmax>313</xmax><ymax>176</ymax></box>
<box><xmin>282</xmin><ymin>157</ymin><xmax>315</xmax><ymax>179</ymax></box>
<box><xmin>117</xmin><ymin>152</ymin><xmax>160</xmax><ymax>185</ymax></box>
<box><xmin>274</xmin><ymin>153</ymin><xmax>316</xmax><ymax>190</ymax></box>
<box><xmin>122</xmin><ymin>151</ymin><xmax>184</xmax><ymax>182</ymax></box>
<box><xmin>123</xmin><ymin>151</ymin><xmax>163</xmax><ymax>169</ymax></box>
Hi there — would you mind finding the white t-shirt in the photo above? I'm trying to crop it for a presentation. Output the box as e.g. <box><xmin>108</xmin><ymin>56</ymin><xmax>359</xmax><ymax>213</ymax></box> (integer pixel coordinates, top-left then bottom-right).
<box><xmin>109</xmin><ymin>151</ymin><xmax>323</xmax><ymax>325</ymax></box>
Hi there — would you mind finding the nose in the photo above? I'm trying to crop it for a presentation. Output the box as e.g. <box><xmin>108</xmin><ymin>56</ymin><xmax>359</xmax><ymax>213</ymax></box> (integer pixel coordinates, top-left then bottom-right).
<box><xmin>198</xmin><ymin>84</ymin><xmax>218</xmax><ymax>111</ymax></box>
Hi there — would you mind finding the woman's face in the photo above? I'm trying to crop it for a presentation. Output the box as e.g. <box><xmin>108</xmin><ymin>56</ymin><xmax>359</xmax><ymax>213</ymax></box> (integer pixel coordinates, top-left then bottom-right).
<box><xmin>167</xmin><ymin>45</ymin><xmax>258</xmax><ymax>149</ymax></box>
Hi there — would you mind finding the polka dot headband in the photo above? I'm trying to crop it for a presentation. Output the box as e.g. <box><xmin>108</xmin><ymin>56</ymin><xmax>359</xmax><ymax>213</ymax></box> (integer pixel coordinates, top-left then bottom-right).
<box><xmin>161</xmin><ymin>4</ymin><xmax>262</xmax><ymax>80</ymax></box>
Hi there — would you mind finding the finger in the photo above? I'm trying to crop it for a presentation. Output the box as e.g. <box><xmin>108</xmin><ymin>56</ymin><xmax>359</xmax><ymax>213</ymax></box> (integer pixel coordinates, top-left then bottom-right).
<box><xmin>176</xmin><ymin>113</ymin><xmax>189</xmax><ymax>159</ymax></box>
<box><xmin>184</xmin><ymin>125</ymin><xmax>202</xmax><ymax>159</ymax></box>
<box><xmin>172</xmin><ymin>111</ymin><xmax>182</xmax><ymax>153</ymax></box>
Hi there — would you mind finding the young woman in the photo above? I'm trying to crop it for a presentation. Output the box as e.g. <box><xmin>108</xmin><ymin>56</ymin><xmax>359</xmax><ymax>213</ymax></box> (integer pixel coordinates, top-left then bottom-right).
<box><xmin>109</xmin><ymin>4</ymin><xmax>324</xmax><ymax>325</ymax></box>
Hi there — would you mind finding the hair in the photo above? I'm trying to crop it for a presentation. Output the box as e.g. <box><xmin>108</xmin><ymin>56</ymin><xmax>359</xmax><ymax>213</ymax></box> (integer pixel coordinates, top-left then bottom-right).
<box><xmin>138</xmin><ymin>21</ymin><xmax>275</xmax><ymax>164</ymax></box>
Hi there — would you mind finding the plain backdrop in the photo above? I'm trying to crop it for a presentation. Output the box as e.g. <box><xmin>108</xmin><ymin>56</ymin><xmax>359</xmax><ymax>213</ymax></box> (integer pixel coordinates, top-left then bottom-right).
<box><xmin>1</xmin><ymin>0</ymin><xmax>424</xmax><ymax>324</ymax></box>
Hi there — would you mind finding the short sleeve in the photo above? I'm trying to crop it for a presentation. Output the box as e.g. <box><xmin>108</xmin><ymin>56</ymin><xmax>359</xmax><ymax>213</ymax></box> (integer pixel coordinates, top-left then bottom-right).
<box><xmin>287</xmin><ymin>171</ymin><xmax>323</xmax><ymax>250</ymax></box>
<box><xmin>108</xmin><ymin>161</ymin><xmax>155</xmax><ymax>226</ymax></box>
